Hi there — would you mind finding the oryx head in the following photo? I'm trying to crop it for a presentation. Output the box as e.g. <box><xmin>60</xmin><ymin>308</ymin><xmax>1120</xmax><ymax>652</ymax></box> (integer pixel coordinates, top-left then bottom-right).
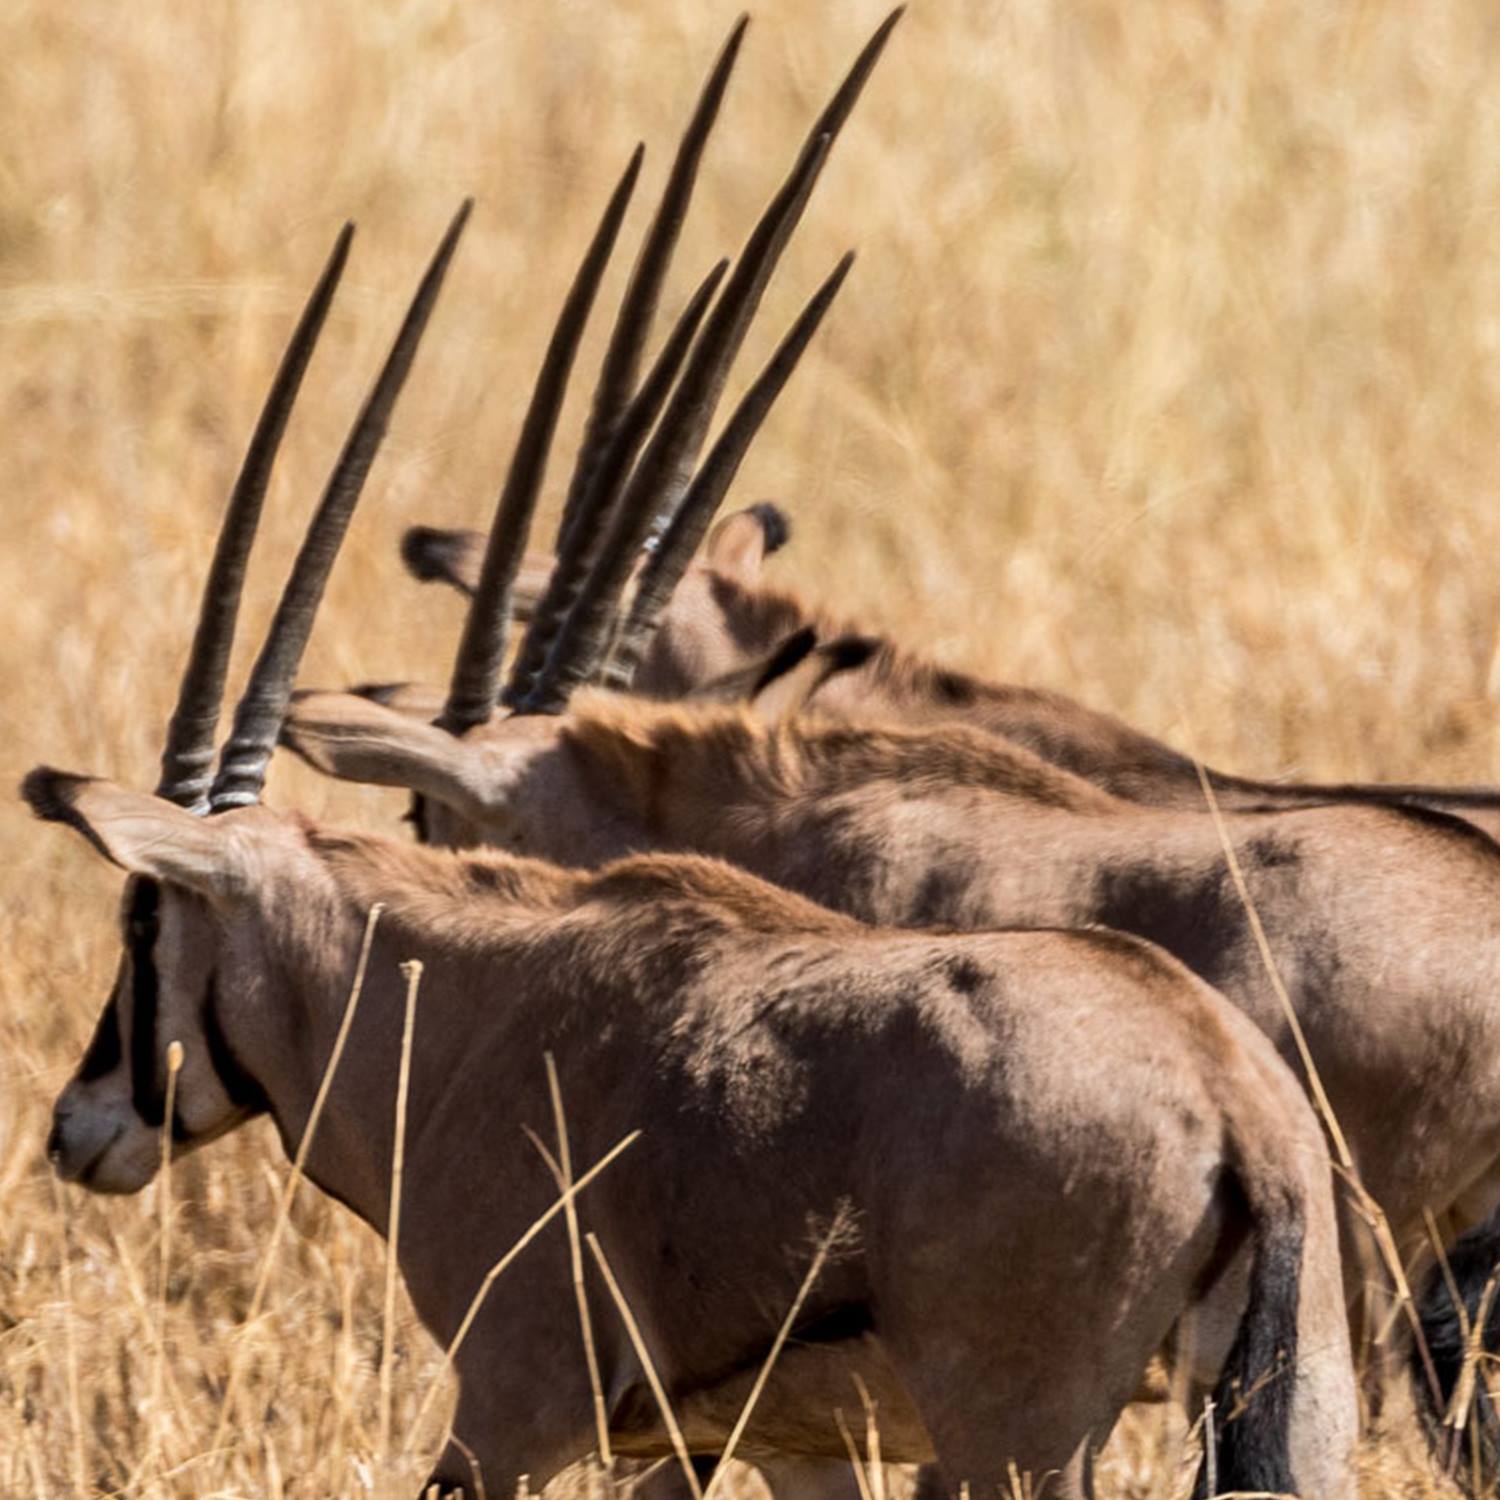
<box><xmin>28</xmin><ymin>206</ymin><xmax>470</xmax><ymax>1191</ymax></box>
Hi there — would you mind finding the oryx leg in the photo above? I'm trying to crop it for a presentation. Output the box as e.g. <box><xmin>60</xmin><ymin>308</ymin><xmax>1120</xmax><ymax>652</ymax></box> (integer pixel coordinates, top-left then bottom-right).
<box><xmin>1411</xmin><ymin>1189</ymin><xmax>1500</xmax><ymax>1480</ymax></box>
<box><xmin>421</xmin><ymin>1322</ymin><xmax>597</xmax><ymax>1500</ymax></box>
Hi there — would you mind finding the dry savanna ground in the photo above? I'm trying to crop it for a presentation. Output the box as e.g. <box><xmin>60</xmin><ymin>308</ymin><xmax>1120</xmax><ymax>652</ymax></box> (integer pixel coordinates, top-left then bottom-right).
<box><xmin>2</xmin><ymin>0</ymin><xmax>1497</xmax><ymax>1494</ymax></box>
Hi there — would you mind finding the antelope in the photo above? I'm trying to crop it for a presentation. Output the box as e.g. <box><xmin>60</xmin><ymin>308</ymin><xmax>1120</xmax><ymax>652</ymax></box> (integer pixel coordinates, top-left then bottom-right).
<box><xmin>38</xmin><ymin>368</ymin><xmax>1368</xmax><ymax>1500</ymax></box>
<box><xmin>399</xmin><ymin>509</ymin><xmax>1500</xmax><ymax>843</ymax></box>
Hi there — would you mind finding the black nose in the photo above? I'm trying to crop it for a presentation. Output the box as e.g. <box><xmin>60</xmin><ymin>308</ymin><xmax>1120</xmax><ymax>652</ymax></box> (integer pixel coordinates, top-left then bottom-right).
<box><xmin>46</xmin><ymin>1113</ymin><xmax>66</xmax><ymax>1165</ymax></box>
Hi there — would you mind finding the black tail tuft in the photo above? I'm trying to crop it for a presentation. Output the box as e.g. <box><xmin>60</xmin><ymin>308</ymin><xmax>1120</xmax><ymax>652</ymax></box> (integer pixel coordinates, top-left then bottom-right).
<box><xmin>1413</xmin><ymin>1208</ymin><xmax>1500</xmax><ymax>1490</ymax></box>
<box><xmin>1195</xmin><ymin>1215</ymin><xmax>1302</xmax><ymax>1499</ymax></box>
<box><xmin>747</xmin><ymin>501</ymin><xmax>791</xmax><ymax>554</ymax></box>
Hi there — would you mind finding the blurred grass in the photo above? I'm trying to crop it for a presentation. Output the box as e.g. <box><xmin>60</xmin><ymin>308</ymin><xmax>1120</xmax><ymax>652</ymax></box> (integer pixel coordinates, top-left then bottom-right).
<box><xmin>2</xmin><ymin>0</ymin><xmax>1497</xmax><ymax>1493</ymax></box>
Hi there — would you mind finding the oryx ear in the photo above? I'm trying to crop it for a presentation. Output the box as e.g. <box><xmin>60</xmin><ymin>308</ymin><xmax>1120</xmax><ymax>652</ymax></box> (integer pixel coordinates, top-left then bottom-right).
<box><xmin>281</xmin><ymin>692</ymin><xmax>493</xmax><ymax>817</ymax></box>
<box><xmin>749</xmin><ymin>634</ymin><xmax>878</xmax><ymax>725</ymax></box>
<box><xmin>347</xmin><ymin>680</ymin><xmax>449</xmax><ymax>720</ymax></box>
<box><xmin>21</xmin><ymin>768</ymin><xmax>249</xmax><ymax>899</ymax></box>
<box><xmin>703</xmin><ymin>503</ymin><xmax>791</xmax><ymax>585</ymax></box>
<box><xmin>400</xmin><ymin>525</ymin><xmax>483</xmax><ymax>595</ymax></box>
<box><xmin>400</xmin><ymin>527</ymin><xmax>553</xmax><ymax>620</ymax></box>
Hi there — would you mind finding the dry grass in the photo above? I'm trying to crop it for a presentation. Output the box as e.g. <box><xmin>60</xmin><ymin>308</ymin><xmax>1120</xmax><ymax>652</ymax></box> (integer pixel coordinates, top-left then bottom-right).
<box><xmin>2</xmin><ymin>0</ymin><xmax>1496</xmax><ymax>1493</ymax></box>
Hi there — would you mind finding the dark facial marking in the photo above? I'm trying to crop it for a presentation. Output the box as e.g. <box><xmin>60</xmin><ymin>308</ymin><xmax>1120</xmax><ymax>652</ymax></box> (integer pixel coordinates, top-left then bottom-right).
<box><xmin>76</xmin><ymin>982</ymin><xmax>124</xmax><ymax>1082</ymax></box>
<box><xmin>126</xmin><ymin>878</ymin><xmax>165</xmax><ymax>1126</ymax></box>
<box><xmin>404</xmin><ymin>791</ymin><xmax>433</xmax><ymax>846</ymax></box>
<box><xmin>202</xmin><ymin>973</ymin><xmax>269</xmax><ymax>1118</ymax></box>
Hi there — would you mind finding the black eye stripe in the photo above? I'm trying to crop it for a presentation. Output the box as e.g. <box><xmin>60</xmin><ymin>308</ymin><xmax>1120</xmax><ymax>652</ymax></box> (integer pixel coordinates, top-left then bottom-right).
<box><xmin>408</xmin><ymin>791</ymin><xmax>432</xmax><ymax>845</ymax></box>
<box><xmin>96</xmin><ymin>880</ymin><xmax>267</xmax><ymax>1140</ymax></box>
<box><xmin>127</xmin><ymin>879</ymin><xmax>164</xmax><ymax>1127</ymax></box>
<box><xmin>76</xmin><ymin>990</ymin><xmax>123</xmax><ymax>1082</ymax></box>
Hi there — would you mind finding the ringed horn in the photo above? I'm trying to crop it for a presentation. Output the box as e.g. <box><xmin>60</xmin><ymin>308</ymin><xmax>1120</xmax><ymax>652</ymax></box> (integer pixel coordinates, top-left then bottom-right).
<box><xmin>157</xmin><ymin>204</ymin><xmax>471</xmax><ymax>814</ymax></box>
<box><xmin>435</xmin><ymin>8</ymin><xmax>899</xmax><ymax>733</ymax></box>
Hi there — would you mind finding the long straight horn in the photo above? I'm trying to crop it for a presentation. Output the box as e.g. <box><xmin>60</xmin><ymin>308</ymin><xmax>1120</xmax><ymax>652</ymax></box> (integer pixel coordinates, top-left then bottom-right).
<box><xmin>554</xmin><ymin>14</ymin><xmax>749</xmax><ymax>559</ymax></box>
<box><xmin>503</xmin><ymin>255</ymin><xmax>727</xmax><ymax>705</ymax></box>
<box><xmin>523</xmin><ymin>8</ymin><xmax>902</xmax><ymax>713</ymax></box>
<box><xmin>438</xmin><ymin>149</ymin><xmax>643</xmax><ymax>736</ymax></box>
<box><xmin>155</xmin><ymin>225</ymin><xmax>353</xmax><ymax>811</ymax></box>
<box><xmin>208</xmin><ymin>202</ymin><xmax>471</xmax><ymax>810</ymax></box>
<box><xmin>605</xmin><ymin>250</ymin><xmax>854</xmax><ymax>689</ymax></box>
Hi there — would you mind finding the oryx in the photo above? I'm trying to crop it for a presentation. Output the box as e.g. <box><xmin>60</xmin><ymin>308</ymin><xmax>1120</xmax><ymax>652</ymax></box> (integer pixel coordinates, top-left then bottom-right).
<box><xmin>25</xmin><ymin>262</ymin><xmax>1359</xmax><ymax>1494</ymax></box>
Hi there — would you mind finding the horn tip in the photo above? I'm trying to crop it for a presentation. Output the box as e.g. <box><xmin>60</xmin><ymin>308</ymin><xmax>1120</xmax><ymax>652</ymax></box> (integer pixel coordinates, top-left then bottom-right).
<box><xmin>448</xmin><ymin>198</ymin><xmax>476</xmax><ymax>238</ymax></box>
<box><xmin>829</xmin><ymin>248</ymin><xmax>857</xmax><ymax>283</ymax></box>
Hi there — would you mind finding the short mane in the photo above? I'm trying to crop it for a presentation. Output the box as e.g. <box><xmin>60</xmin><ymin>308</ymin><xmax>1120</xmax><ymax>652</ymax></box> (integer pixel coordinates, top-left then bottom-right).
<box><xmin>707</xmin><ymin>572</ymin><xmax>1088</xmax><ymax>721</ymax></box>
<box><xmin>564</xmin><ymin>691</ymin><xmax>1119</xmax><ymax>814</ymax></box>
<box><xmin>306</xmin><ymin>824</ymin><xmax>854</xmax><ymax>944</ymax></box>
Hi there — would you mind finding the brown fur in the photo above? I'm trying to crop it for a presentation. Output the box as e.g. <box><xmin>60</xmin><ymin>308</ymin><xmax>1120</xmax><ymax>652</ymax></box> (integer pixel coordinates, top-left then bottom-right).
<box><xmin>566</xmin><ymin>691</ymin><xmax>1119</xmax><ymax>815</ymax></box>
<box><xmin>315</xmin><ymin>824</ymin><xmax>862</xmax><ymax>941</ymax></box>
<box><xmin>282</xmin><ymin>682</ymin><xmax>1500</xmax><ymax>1381</ymax></box>
<box><xmin>538</xmin><ymin>698</ymin><xmax>1500</xmax><ymax>1258</ymax></box>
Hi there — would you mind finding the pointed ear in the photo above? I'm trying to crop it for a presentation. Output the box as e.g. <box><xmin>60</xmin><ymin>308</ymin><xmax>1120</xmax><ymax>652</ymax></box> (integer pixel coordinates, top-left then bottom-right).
<box><xmin>400</xmin><ymin>526</ymin><xmax>553</xmax><ymax>619</ymax></box>
<box><xmin>749</xmin><ymin>635</ymin><xmax>879</xmax><ymax>725</ymax></box>
<box><xmin>703</xmin><ymin>503</ymin><xmax>790</xmax><ymax>586</ymax></box>
<box><xmin>280</xmin><ymin>691</ymin><xmax>494</xmax><ymax>817</ymax></box>
<box><xmin>20</xmin><ymin>768</ymin><xmax>249</xmax><ymax>900</ymax></box>
<box><xmin>400</xmin><ymin>525</ymin><xmax>483</xmax><ymax>595</ymax></box>
<box><xmin>345</xmin><ymin>680</ymin><xmax>448</xmax><ymax>720</ymax></box>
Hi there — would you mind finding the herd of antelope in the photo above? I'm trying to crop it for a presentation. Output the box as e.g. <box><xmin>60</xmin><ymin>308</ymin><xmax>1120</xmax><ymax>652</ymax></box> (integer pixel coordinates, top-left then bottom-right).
<box><xmin>26</xmin><ymin>11</ymin><xmax>1500</xmax><ymax>1499</ymax></box>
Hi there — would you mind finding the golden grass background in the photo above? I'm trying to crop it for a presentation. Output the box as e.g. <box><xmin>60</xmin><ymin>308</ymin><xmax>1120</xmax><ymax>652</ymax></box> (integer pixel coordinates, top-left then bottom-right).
<box><xmin>2</xmin><ymin>0</ymin><xmax>1497</xmax><ymax>1492</ymax></box>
